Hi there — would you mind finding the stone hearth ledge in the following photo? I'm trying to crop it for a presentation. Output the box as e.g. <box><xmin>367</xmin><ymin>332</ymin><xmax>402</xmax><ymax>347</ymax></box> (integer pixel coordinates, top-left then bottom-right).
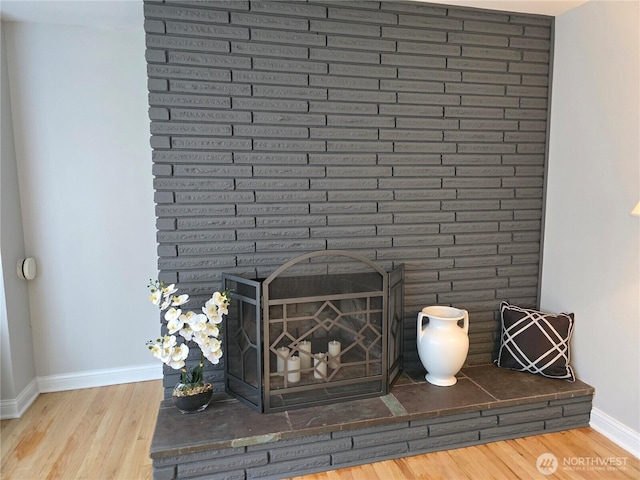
<box><xmin>150</xmin><ymin>364</ymin><xmax>594</xmax><ymax>459</ymax></box>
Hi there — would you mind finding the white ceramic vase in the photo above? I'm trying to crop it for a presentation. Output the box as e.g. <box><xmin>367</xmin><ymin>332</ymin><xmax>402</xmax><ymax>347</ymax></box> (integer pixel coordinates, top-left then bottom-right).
<box><xmin>417</xmin><ymin>306</ymin><xmax>469</xmax><ymax>386</ymax></box>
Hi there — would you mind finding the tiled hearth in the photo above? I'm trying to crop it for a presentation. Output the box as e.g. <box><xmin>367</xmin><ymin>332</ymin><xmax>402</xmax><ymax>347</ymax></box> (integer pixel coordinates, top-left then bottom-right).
<box><xmin>150</xmin><ymin>365</ymin><xmax>593</xmax><ymax>479</ymax></box>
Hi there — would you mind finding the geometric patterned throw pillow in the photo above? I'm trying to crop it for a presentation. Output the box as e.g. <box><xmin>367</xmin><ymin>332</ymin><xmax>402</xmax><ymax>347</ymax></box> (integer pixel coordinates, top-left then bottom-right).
<box><xmin>495</xmin><ymin>302</ymin><xmax>575</xmax><ymax>381</ymax></box>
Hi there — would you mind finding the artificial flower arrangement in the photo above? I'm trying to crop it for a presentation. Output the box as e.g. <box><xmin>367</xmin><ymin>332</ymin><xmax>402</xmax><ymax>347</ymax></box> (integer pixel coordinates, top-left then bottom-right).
<box><xmin>146</xmin><ymin>280</ymin><xmax>230</xmax><ymax>397</ymax></box>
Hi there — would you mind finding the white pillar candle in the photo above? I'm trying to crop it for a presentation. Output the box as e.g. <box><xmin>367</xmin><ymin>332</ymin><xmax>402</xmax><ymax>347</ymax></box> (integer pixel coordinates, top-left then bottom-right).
<box><xmin>299</xmin><ymin>340</ymin><xmax>312</xmax><ymax>369</ymax></box>
<box><xmin>313</xmin><ymin>353</ymin><xmax>327</xmax><ymax>380</ymax></box>
<box><xmin>276</xmin><ymin>347</ymin><xmax>289</xmax><ymax>374</ymax></box>
<box><xmin>328</xmin><ymin>340</ymin><xmax>341</xmax><ymax>369</ymax></box>
<box><xmin>287</xmin><ymin>355</ymin><xmax>301</xmax><ymax>383</ymax></box>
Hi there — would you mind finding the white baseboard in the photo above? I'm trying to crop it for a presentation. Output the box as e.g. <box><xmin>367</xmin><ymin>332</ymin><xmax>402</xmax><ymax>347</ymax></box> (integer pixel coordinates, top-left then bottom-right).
<box><xmin>37</xmin><ymin>363</ymin><xmax>162</xmax><ymax>393</ymax></box>
<box><xmin>1</xmin><ymin>364</ymin><xmax>161</xmax><ymax>419</ymax></box>
<box><xmin>591</xmin><ymin>407</ymin><xmax>640</xmax><ymax>459</ymax></box>
<box><xmin>0</xmin><ymin>378</ymin><xmax>39</xmax><ymax>419</ymax></box>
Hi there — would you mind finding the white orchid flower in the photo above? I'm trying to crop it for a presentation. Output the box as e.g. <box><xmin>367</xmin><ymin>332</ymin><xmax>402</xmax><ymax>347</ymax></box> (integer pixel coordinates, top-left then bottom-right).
<box><xmin>196</xmin><ymin>335</ymin><xmax>212</xmax><ymax>354</ymax></box>
<box><xmin>211</xmin><ymin>292</ymin><xmax>225</xmax><ymax>304</ymax></box>
<box><xmin>209</xmin><ymin>310</ymin><xmax>223</xmax><ymax>325</ymax></box>
<box><xmin>149</xmin><ymin>289</ymin><xmax>162</xmax><ymax>306</ymax></box>
<box><xmin>212</xmin><ymin>293</ymin><xmax>230</xmax><ymax>313</ymax></box>
<box><xmin>158</xmin><ymin>339</ymin><xmax>188</xmax><ymax>370</ymax></box>
<box><xmin>209</xmin><ymin>338</ymin><xmax>221</xmax><ymax>351</ymax></box>
<box><xmin>178</xmin><ymin>325</ymin><xmax>193</xmax><ymax>341</ymax></box>
<box><xmin>204</xmin><ymin>299</ymin><xmax>224</xmax><ymax>323</ymax></box>
<box><xmin>202</xmin><ymin>300</ymin><xmax>217</xmax><ymax>319</ymax></box>
<box><xmin>171</xmin><ymin>294</ymin><xmax>189</xmax><ymax>306</ymax></box>
<box><xmin>158</xmin><ymin>341</ymin><xmax>176</xmax><ymax>363</ymax></box>
<box><xmin>202</xmin><ymin>337</ymin><xmax>221</xmax><ymax>355</ymax></box>
<box><xmin>168</xmin><ymin>359</ymin><xmax>185</xmax><ymax>369</ymax></box>
<box><xmin>158</xmin><ymin>335</ymin><xmax>177</xmax><ymax>362</ymax></box>
<box><xmin>164</xmin><ymin>308</ymin><xmax>182</xmax><ymax>322</ymax></box>
<box><xmin>205</xmin><ymin>348</ymin><xmax>223</xmax><ymax>365</ymax></box>
<box><xmin>162</xmin><ymin>283</ymin><xmax>178</xmax><ymax>297</ymax></box>
<box><xmin>162</xmin><ymin>335</ymin><xmax>177</xmax><ymax>349</ymax></box>
<box><xmin>192</xmin><ymin>330</ymin><xmax>206</xmax><ymax>341</ymax></box>
<box><xmin>149</xmin><ymin>343</ymin><xmax>162</xmax><ymax>360</ymax></box>
<box><xmin>167</xmin><ymin>316</ymin><xmax>184</xmax><ymax>335</ymax></box>
<box><xmin>204</xmin><ymin>324</ymin><xmax>219</xmax><ymax>338</ymax></box>
<box><xmin>188</xmin><ymin>313</ymin><xmax>208</xmax><ymax>332</ymax></box>
<box><xmin>198</xmin><ymin>339</ymin><xmax>213</xmax><ymax>356</ymax></box>
<box><xmin>172</xmin><ymin>343</ymin><xmax>189</xmax><ymax>361</ymax></box>
<box><xmin>159</xmin><ymin>347</ymin><xmax>172</xmax><ymax>363</ymax></box>
<box><xmin>167</xmin><ymin>353</ymin><xmax>186</xmax><ymax>369</ymax></box>
<box><xmin>160</xmin><ymin>297</ymin><xmax>172</xmax><ymax>310</ymax></box>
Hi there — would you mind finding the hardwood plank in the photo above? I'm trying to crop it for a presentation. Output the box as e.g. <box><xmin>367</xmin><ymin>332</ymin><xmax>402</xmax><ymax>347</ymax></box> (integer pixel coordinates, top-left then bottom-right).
<box><xmin>477</xmin><ymin>442</ymin><xmax>533</xmax><ymax>480</ymax></box>
<box><xmin>460</xmin><ymin>440</ymin><xmax>540</xmax><ymax>480</ymax></box>
<box><xmin>116</xmin><ymin>382</ymin><xmax>159</xmax><ymax>480</ymax></box>
<box><xmin>391</xmin><ymin>453</ymin><xmax>438</xmax><ymax>480</ymax></box>
<box><xmin>3</xmin><ymin>388</ymin><xmax>96</xmax><ymax>479</ymax></box>
<box><xmin>83</xmin><ymin>384</ymin><xmax>137</xmax><ymax>479</ymax></box>
<box><xmin>46</xmin><ymin>387</ymin><xmax>108</xmax><ymax>479</ymax></box>
<box><xmin>2</xmin><ymin>381</ymin><xmax>638</xmax><ymax>480</ymax></box>
<box><xmin>1</xmin><ymin>381</ymin><xmax>162</xmax><ymax>480</ymax></box>
<box><xmin>443</xmin><ymin>447</ymin><xmax>502</xmax><ymax>479</ymax></box>
<box><xmin>404</xmin><ymin>451</ymin><xmax>446</xmax><ymax>479</ymax></box>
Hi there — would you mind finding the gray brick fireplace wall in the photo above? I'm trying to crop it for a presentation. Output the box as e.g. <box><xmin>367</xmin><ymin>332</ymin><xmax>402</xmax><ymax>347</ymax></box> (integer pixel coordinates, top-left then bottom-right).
<box><xmin>144</xmin><ymin>0</ymin><xmax>553</xmax><ymax>394</ymax></box>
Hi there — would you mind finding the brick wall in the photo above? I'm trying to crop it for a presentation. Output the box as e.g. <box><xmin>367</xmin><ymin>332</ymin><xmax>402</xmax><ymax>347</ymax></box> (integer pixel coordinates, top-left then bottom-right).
<box><xmin>144</xmin><ymin>0</ymin><xmax>553</xmax><ymax>390</ymax></box>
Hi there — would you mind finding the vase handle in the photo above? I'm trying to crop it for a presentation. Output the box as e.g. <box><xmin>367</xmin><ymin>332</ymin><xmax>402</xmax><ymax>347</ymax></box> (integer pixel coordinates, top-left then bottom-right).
<box><xmin>461</xmin><ymin>309</ymin><xmax>469</xmax><ymax>334</ymax></box>
<box><xmin>417</xmin><ymin>312</ymin><xmax>427</xmax><ymax>340</ymax></box>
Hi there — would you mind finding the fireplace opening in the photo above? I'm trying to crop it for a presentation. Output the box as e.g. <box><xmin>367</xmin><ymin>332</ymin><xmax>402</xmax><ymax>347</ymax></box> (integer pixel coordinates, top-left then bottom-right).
<box><xmin>223</xmin><ymin>250</ymin><xmax>404</xmax><ymax>413</ymax></box>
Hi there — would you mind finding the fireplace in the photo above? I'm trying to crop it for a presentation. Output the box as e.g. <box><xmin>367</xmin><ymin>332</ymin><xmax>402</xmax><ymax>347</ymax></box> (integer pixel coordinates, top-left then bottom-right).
<box><xmin>144</xmin><ymin>4</ymin><xmax>595</xmax><ymax>477</ymax></box>
<box><xmin>222</xmin><ymin>250</ymin><xmax>404</xmax><ymax>412</ymax></box>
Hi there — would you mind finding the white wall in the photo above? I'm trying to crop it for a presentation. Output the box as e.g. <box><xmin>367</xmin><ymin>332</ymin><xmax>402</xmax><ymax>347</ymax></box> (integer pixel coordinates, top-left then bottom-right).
<box><xmin>3</xmin><ymin>20</ymin><xmax>160</xmax><ymax>394</ymax></box>
<box><xmin>542</xmin><ymin>0</ymin><xmax>639</xmax><ymax>455</ymax></box>
<box><xmin>1</xmin><ymin>22</ymin><xmax>37</xmax><ymax>417</ymax></box>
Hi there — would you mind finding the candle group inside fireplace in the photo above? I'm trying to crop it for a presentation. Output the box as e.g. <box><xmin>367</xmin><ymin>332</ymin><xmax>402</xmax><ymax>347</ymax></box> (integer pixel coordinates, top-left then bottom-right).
<box><xmin>275</xmin><ymin>340</ymin><xmax>341</xmax><ymax>383</ymax></box>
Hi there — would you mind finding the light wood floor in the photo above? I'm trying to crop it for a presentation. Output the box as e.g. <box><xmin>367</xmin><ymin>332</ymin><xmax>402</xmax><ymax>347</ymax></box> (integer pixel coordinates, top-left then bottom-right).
<box><xmin>1</xmin><ymin>380</ymin><xmax>638</xmax><ymax>480</ymax></box>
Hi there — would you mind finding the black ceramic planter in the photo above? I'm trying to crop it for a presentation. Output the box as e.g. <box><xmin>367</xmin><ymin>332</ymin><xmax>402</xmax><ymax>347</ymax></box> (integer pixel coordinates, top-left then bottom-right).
<box><xmin>172</xmin><ymin>383</ymin><xmax>213</xmax><ymax>414</ymax></box>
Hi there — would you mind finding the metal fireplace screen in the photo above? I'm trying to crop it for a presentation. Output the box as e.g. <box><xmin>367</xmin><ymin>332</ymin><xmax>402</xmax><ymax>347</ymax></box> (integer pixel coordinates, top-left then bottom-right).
<box><xmin>223</xmin><ymin>250</ymin><xmax>404</xmax><ymax>413</ymax></box>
